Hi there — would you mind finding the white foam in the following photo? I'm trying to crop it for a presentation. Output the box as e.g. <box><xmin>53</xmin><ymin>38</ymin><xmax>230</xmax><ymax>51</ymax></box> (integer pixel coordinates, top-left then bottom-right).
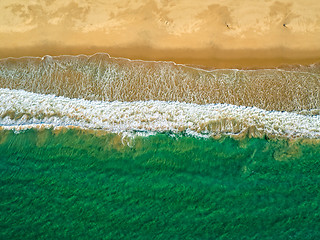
<box><xmin>0</xmin><ymin>88</ymin><xmax>319</xmax><ymax>139</ymax></box>
<box><xmin>1</xmin><ymin>53</ymin><xmax>319</xmax><ymax>112</ymax></box>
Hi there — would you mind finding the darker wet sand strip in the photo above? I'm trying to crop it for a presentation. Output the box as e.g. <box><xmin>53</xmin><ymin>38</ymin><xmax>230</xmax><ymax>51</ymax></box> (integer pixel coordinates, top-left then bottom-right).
<box><xmin>0</xmin><ymin>45</ymin><xmax>319</xmax><ymax>69</ymax></box>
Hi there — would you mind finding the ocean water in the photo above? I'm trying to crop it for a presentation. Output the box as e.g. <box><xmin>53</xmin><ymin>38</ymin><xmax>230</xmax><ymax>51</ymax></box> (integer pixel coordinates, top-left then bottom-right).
<box><xmin>1</xmin><ymin>53</ymin><xmax>319</xmax><ymax>112</ymax></box>
<box><xmin>1</xmin><ymin>54</ymin><xmax>320</xmax><ymax>239</ymax></box>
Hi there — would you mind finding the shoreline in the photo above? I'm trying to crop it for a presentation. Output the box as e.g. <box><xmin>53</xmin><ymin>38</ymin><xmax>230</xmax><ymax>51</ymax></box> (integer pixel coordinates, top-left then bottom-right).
<box><xmin>1</xmin><ymin>51</ymin><xmax>319</xmax><ymax>113</ymax></box>
<box><xmin>0</xmin><ymin>46</ymin><xmax>319</xmax><ymax>69</ymax></box>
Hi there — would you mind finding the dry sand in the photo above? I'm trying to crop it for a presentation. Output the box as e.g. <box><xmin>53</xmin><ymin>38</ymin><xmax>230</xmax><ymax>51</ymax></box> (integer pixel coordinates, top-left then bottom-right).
<box><xmin>0</xmin><ymin>0</ymin><xmax>320</xmax><ymax>68</ymax></box>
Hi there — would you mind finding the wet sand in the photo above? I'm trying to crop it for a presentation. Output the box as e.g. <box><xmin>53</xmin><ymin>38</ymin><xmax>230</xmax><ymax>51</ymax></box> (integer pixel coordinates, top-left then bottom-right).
<box><xmin>0</xmin><ymin>0</ymin><xmax>319</xmax><ymax>68</ymax></box>
<box><xmin>0</xmin><ymin>45</ymin><xmax>319</xmax><ymax>69</ymax></box>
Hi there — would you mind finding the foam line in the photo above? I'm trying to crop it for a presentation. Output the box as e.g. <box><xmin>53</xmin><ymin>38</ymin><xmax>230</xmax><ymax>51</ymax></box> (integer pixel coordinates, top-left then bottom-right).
<box><xmin>0</xmin><ymin>88</ymin><xmax>319</xmax><ymax>139</ymax></box>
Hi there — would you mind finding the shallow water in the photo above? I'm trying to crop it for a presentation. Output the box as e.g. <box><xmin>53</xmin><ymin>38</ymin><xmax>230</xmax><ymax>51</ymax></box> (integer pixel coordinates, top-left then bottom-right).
<box><xmin>1</xmin><ymin>53</ymin><xmax>319</xmax><ymax>112</ymax></box>
<box><xmin>1</xmin><ymin>128</ymin><xmax>320</xmax><ymax>239</ymax></box>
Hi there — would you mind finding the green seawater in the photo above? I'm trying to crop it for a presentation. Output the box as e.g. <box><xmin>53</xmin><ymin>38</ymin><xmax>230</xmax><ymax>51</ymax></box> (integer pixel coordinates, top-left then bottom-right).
<box><xmin>1</xmin><ymin>128</ymin><xmax>320</xmax><ymax>239</ymax></box>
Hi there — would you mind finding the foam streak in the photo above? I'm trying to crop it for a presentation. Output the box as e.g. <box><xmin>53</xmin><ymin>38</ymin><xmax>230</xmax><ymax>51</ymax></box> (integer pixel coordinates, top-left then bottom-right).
<box><xmin>0</xmin><ymin>88</ymin><xmax>319</xmax><ymax>139</ymax></box>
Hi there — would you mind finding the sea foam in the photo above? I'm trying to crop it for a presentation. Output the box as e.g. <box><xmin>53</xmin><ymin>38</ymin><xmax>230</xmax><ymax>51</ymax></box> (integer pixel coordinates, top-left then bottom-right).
<box><xmin>1</xmin><ymin>53</ymin><xmax>319</xmax><ymax>112</ymax></box>
<box><xmin>0</xmin><ymin>88</ymin><xmax>319</xmax><ymax>139</ymax></box>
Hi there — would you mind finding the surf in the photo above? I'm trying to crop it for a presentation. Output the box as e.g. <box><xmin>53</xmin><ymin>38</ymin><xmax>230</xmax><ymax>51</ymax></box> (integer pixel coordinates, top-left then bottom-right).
<box><xmin>0</xmin><ymin>53</ymin><xmax>319</xmax><ymax>113</ymax></box>
<box><xmin>1</xmin><ymin>88</ymin><xmax>319</xmax><ymax>139</ymax></box>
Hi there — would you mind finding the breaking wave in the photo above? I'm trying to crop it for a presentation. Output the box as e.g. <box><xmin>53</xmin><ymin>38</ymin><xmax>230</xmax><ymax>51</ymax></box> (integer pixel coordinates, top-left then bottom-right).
<box><xmin>1</xmin><ymin>88</ymin><xmax>319</xmax><ymax>139</ymax></box>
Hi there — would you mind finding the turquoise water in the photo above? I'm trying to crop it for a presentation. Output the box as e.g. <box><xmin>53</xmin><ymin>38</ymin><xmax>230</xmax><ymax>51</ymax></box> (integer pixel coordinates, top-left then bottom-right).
<box><xmin>1</xmin><ymin>128</ymin><xmax>320</xmax><ymax>239</ymax></box>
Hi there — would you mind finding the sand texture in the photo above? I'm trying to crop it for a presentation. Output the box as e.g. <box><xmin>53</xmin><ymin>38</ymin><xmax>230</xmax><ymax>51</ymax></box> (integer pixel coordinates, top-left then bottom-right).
<box><xmin>0</xmin><ymin>0</ymin><xmax>319</xmax><ymax>67</ymax></box>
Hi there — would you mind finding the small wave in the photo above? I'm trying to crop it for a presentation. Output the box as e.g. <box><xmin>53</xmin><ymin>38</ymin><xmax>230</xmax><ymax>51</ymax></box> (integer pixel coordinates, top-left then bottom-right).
<box><xmin>0</xmin><ymin>53</ymin><xmax>319</xmax><ymax>112</ymax></box>
<box><xmin>0</xmin><ymin>88</ymin><xmax>319</xmax><ymax>139</ymax></box>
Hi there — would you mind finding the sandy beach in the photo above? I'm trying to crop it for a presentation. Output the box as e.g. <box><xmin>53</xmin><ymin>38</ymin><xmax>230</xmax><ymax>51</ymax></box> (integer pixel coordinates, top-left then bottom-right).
<box><xmin>0</xmin><ymin>0</ymin><xmax>320</xmax><ymax>68</ymax></box>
